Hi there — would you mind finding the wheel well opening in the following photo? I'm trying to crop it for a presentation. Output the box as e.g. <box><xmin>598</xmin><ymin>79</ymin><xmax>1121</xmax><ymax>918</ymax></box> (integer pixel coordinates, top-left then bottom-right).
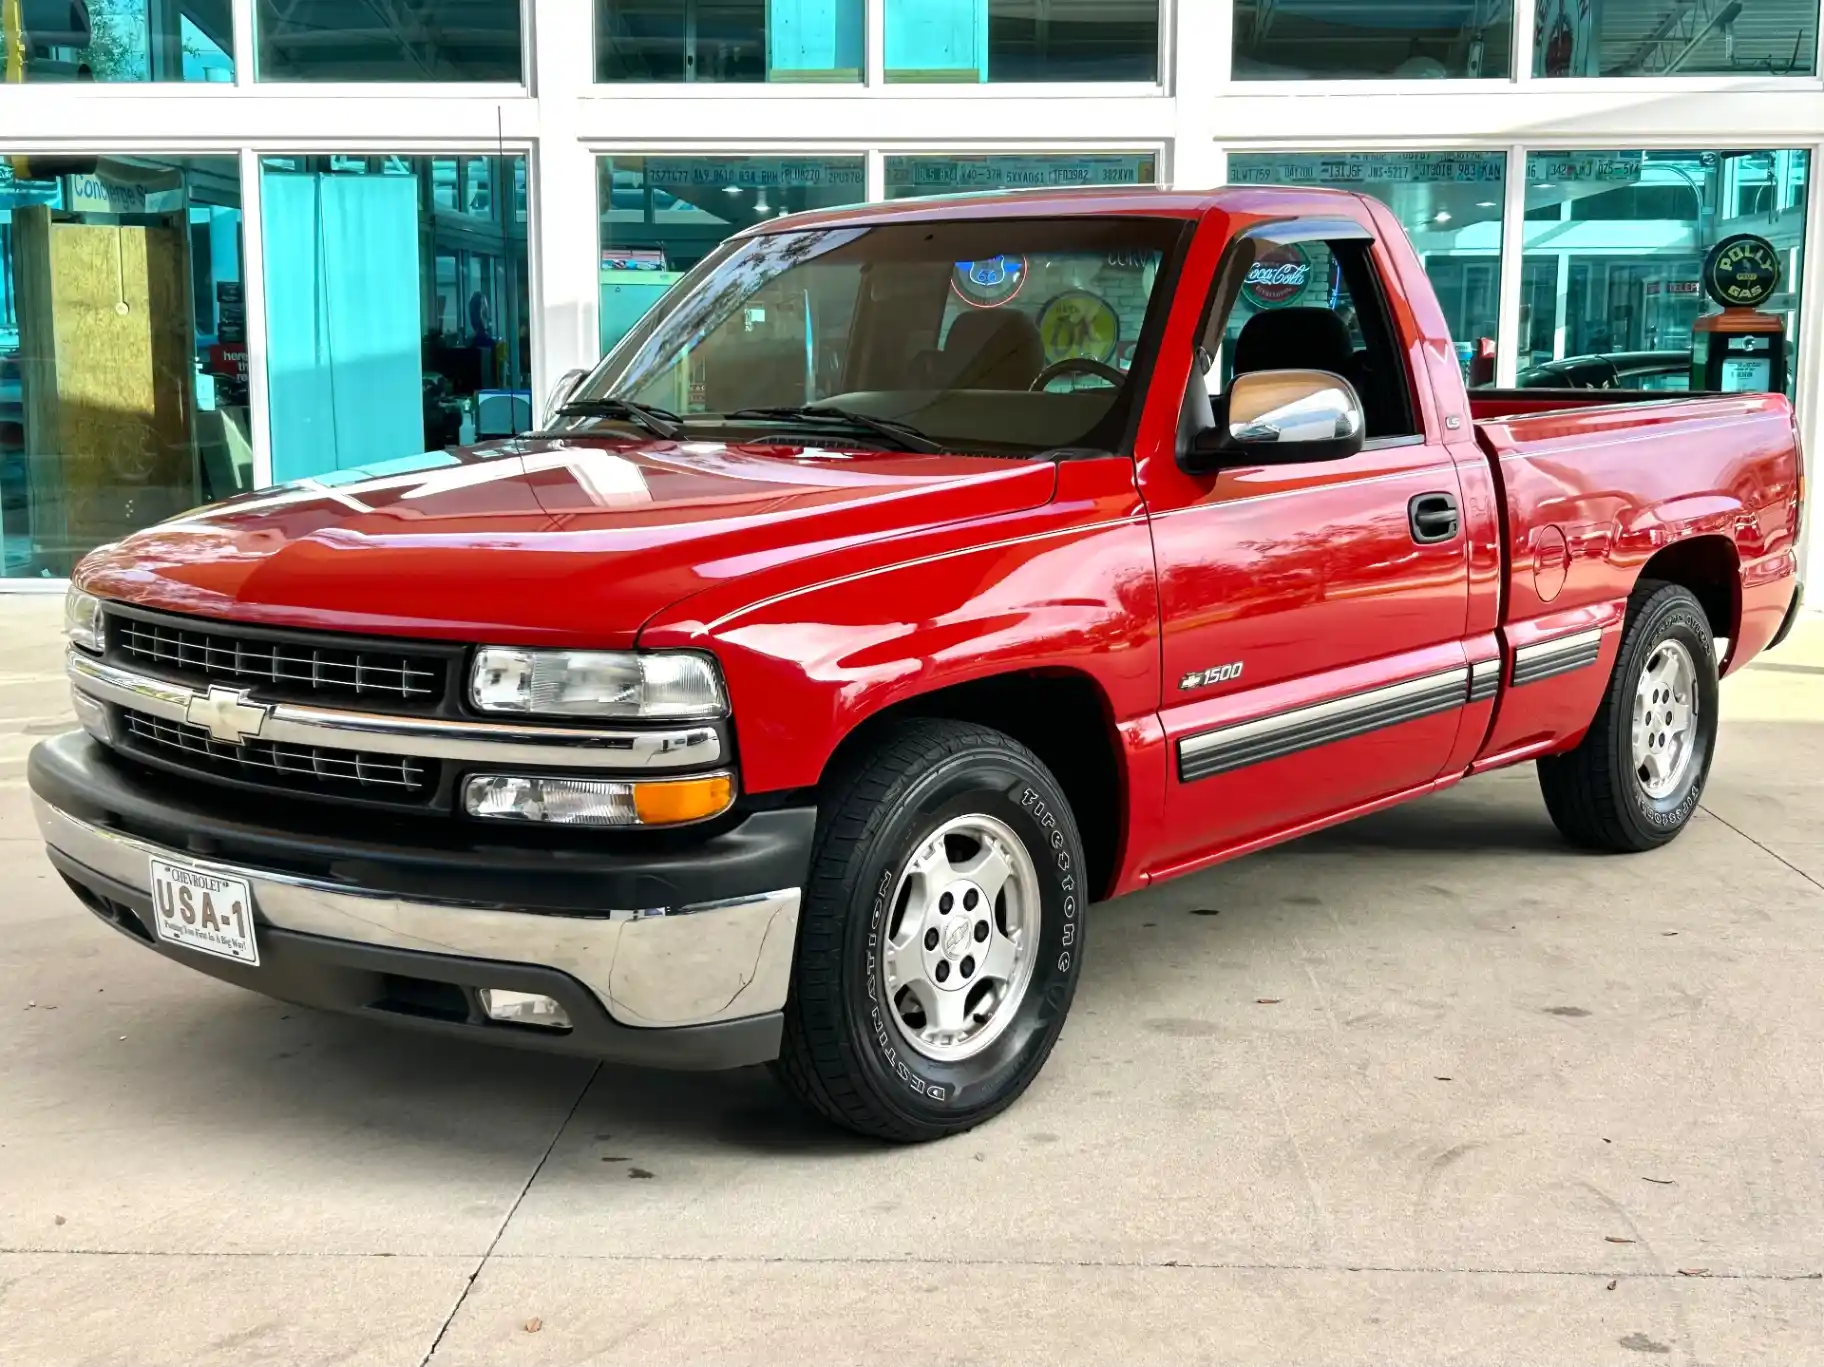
<box><xmin>829</xmin><ymin>672</ymin><xmax>1125</xmax><ymax>902</ymax></box>
<box><xmin>1638</xmin><ymin>536</ymin><xmax>1740</xmax><ymax>645</ymax></box>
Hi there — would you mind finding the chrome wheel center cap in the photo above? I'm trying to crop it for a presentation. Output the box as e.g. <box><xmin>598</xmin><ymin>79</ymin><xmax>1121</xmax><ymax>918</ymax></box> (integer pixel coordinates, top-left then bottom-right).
<box><xmin>940</xmin><ymin>911</ymin><xmax>972</xmax><ymax>960</ymax></box>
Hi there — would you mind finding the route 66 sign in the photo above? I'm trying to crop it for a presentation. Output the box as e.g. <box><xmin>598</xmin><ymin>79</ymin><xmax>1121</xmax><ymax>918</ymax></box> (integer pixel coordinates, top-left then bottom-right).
<box><xmin>951</xmin><ymin>255</ymin><xmax>1027</xmax><ymax>308</ymax></box>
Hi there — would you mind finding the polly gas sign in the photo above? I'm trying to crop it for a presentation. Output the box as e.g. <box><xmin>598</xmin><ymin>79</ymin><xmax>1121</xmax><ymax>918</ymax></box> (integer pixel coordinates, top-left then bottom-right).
<box><xmin>1702</xmin><ymin>235</ymin><xmax>1782</xmax><ymax>310</ymax></box>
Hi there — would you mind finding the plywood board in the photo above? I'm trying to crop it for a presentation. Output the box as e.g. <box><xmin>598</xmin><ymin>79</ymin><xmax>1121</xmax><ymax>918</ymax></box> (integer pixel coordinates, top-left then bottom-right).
<box><xmin>12</xmin><ymin>205</ymin><xmax>198</xmax><ymax>573</ymax></box>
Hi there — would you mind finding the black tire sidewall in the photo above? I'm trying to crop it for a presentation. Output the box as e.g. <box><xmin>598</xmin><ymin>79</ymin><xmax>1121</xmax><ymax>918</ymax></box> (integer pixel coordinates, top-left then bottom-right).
<box><xmin>842</xmin><ymin>748</ymin><xmax>1083</xmax><ymax>1127</ymax></box>
<box><xmin>1614</xmin><ymin>591</ymin><xmax>1719</xmax><ymax>841</ymax></box>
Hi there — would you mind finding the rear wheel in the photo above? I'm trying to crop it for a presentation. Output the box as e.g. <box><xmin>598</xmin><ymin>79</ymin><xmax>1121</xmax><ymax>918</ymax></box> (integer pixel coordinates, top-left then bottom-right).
<box><xmin>773</xmin><ymin>719</ymin><xmax>1085</xmax><ymax>1142</ymax></box>
<box><xmin>1537</xmin><ymin>581</ymin><xmax>1719</xmax><ymax>852</ymax></box>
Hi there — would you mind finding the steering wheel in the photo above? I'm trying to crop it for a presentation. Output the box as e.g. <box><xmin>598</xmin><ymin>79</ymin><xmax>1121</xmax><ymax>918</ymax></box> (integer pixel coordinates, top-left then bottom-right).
<box><xmin>1029</xmin><ymin>357</ymin><xmax>1126</xmax><ymax>391</ymax></box>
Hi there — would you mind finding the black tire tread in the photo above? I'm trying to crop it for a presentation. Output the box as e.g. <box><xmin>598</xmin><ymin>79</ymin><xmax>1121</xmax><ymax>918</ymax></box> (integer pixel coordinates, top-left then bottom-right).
<box><xmin>772</xmin><ymin>717</ymin><xmax>1073</xmax><ymax>1142</ymax></box>
<box><xmin>1537</xmin><ymin>580</ymin><xmax>1709</xmax><ymax>852</ymax></box>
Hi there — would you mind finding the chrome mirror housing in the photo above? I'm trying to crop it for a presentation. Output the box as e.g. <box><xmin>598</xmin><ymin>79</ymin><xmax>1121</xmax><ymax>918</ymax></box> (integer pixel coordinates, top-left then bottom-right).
<box><xmin>1227</xmin><ymin>368</ymin><xmax>1365</xmax><ymax>452</ymax></box>
<box><xmin>1181</xmin><ymin>367</ymin><xmax>1367</xmax><ymax>474</ymax></box>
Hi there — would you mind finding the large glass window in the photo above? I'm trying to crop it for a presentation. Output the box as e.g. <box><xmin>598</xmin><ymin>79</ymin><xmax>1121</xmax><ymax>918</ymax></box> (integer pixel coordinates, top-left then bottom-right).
<box><xmin>1233</xmin><ymin>0</ymin><xmax>1509</xmax><ymax>79</ymax></box>
<box><xmin>597</xmin><ymin>155</ymin><xmax>864</xmax><ymax>352</ymax></box>
<box><xmin>259</xmin><ymin>154</ymin><xmax>531</xmax><ymax>485</ymax></box>
<box><xmin>1533</xmin><ymin>0</ymin><xmax>1815</xmax><ymax>77</ymax></box>
<box><xmin>1</xmin><ymin>155</ymin><xmax>243</xmax><ymax>579</ymax></box>
<box><xmin>1</xmin><ymin>0</ymin><xmax>233</xmax><ymax>82</ymax></box>
<box><xmin>255</xmin><ymin>0</ymin><xmax>522</xmax><ymax>81</ymax></box>
<box><xmin>885</xmin><ymin>153</ymin><xmax>1158</xmax><ymax>199</ymax></box>
<box><xmin>578</xmin><ymin>215</ymin><xmax>1184</xmax><ymax>454</ymax></box>
<box><xmin>597</xmin><ymin>0</ymin><xmax>863</xmax><ymax>81</ymax></box>
<box><xmin>885</xmin><ymin>0</ymin><xmax>1159</xmax><ymax>82</ymax></box>
<box><xmin>1228</xmin><ymin>153</ymin><xmax>1505</xmax><ymax>379</ymax></box>
<box><xmin>1520</xmin><ymin>150</ymin><xmax>1807</xmax><ymax>392</ymax></box>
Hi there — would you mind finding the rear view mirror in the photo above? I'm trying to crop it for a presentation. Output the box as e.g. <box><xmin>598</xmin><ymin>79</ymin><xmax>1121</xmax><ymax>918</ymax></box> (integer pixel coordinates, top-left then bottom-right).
<box><xmin>1181</xmin><ymin>368</ymin><xmax>1366</xmax><ymax>474</ymax></box>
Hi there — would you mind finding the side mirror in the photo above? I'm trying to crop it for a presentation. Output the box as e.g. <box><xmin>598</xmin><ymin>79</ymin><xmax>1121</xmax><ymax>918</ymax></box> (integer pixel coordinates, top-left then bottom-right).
<box><xmin>1181</xmin><ymin>368</ymin><xmax>1366</xmax><ymax>475</ymax></box>
<box><xmin>541</xmin><ymin>368</ymin><xmax>588</xmax><ymax>429</ymax></box>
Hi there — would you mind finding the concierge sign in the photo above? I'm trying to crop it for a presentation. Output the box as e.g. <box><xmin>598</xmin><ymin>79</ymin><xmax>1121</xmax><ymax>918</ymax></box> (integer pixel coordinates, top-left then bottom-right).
<box><xmin>1691</xmin><ymin>234</ymin><xmax>1788</xmax><ymax>395</ymax></box>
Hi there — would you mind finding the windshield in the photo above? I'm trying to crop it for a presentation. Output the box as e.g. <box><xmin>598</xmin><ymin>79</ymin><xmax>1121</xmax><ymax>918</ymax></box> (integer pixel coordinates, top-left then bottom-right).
<box><xmin>568</xmin><ymin>215</ymin><xmax>1190</xmax><ymax>456</ymax></box>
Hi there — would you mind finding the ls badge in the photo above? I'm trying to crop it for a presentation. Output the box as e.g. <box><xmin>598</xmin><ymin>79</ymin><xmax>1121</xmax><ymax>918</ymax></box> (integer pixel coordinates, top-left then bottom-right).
<box><xmin>1180</xmin><ymin>662</ymin><xmax>1244</xmax><ymax>690</ymax></box>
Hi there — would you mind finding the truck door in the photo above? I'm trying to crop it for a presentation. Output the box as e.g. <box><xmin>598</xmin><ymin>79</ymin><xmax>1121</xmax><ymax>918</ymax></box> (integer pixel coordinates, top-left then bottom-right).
<box><xmin>1140</xmin><ymin>218</ymin><xmax>1473</xmax><ymax>876</ymax></box>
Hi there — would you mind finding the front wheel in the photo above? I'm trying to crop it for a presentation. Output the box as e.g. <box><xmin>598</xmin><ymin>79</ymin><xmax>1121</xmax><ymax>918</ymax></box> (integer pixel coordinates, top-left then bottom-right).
<box><xmin>772</xmin><ymin>719</ymin><xmax>1086</xmax><ymax>1142</ymax></box>
<box><xmin>1537</xmin><ymin>580</ymin><xmax>1720</xmax><ymax>852</ymax></box>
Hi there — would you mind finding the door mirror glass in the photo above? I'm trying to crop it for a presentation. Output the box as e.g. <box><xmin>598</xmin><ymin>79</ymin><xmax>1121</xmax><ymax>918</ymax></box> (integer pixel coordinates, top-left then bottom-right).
<box><xmin>542</xmin><ymin>368</ymin><xmax>588</xmax><ymax>428</ymax></box>
<box><xmin>1184</xmin><ymin>368</ymin><xmax>1366</xmax><ymax>473</ymax></box>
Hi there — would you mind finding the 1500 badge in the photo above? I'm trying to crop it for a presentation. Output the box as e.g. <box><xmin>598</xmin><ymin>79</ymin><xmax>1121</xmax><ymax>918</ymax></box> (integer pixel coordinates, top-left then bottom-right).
<box><xmin>1180</xmin><ymin>662</ymin><xmax>1244</xmax><ymax>690</ymax></box>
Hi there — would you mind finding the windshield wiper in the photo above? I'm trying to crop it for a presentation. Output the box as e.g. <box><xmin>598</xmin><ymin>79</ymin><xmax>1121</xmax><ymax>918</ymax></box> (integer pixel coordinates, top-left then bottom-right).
<box><xmin>725</xmin><ymin>405</ymin><xmax>950</xmax><ymax>454</ymax></box>
<box><xmin>554</xmin><ymin>397</ymin><xmax>684</xmax><ymax>440</ymax></box>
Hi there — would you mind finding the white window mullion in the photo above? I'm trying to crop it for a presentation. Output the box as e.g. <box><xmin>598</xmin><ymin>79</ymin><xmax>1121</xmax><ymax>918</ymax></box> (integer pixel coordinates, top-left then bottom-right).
<box><xmin>1495</xmin><ymin>144</ymin><xmax>1529</xmax><ymax>386</ymax></box>
<box><xmin>527</xmin><ymin>0</ymin><xmax>599</xmax><ymax>403</ymax></box>
<box><xmin>1182</xmin><ymin>0</ymin><xmax>1232</xmax><ymax>95</ymax></box>
<box><xmin>229</xmin><ymin>0</ymin><xmax>256</xmax><ymax>85</ymax></box>
<box><xmin>1511</xmin><ymin>0</ymin><xmax>1538</xmax><ymax>84</ymax></box>
<box><xmin>865</xmin><ymin>147</ymin><xmax>886</xmax><ymax>201</ymax></box>
<box><xmin>865</xmin><ymin>0</ymin><xmax>886</xmax><ymax>87</ymax></box>
<box><xmin>1796</xmin><ymin>141</ymin><xmax>1824</xmax><ymax>588</ymax></box>
<box><xmin>238</xmin><ymin>147</ymin><xmax>274</xmax><ymax>489</ymax></box>
<box><xmin>1171</xmin><ymin>0</ymin><xmax>1225</xmax><ymax>188</ymax></box>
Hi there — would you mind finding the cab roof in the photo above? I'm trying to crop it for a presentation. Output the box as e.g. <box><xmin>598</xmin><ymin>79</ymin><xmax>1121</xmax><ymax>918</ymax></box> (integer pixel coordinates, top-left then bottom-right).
<box><xmin>744</xmin><ymin>183</ymin><xmax>1374</xmax><ymax>235</ymax></box>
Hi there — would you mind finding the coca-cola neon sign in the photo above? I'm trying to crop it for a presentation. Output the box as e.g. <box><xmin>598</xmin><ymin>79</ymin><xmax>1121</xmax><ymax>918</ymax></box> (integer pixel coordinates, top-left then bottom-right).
<box><xmin>1241</xmin><ymin>243</ymin><xmax>1312</xmax><ymax>309</ymax></box>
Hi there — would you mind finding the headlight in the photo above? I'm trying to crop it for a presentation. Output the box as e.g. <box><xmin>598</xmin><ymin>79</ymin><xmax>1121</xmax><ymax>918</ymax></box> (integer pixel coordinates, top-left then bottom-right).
<box><xmin>64</xmin><ymin>589</ymin><xmax>103</xmax><ymax>654</ymax></box>
<box><xmin>469</xmin><ymin>648</ymin><xmax>726</xmax><ymax>719</ymax></box>
<box><xmin>464</xmin><ymin>772</ymin><xmax>734</xmax><ymax>827</ymax></box>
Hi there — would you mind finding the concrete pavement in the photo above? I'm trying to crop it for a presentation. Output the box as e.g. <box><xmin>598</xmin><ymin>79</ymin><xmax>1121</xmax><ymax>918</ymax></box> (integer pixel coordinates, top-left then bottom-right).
<box><xmin>3</xmin><ymin>593</ymin><xmax>1821</xmax><ymax>1366</ymax></box>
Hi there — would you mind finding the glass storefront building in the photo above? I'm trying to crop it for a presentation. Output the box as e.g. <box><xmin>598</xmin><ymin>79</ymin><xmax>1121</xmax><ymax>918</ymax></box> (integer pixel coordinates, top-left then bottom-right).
<box><xmin>1</xmin><ymin>0</ymin><xmax>1820</xmax><ymax>586</ymax></box>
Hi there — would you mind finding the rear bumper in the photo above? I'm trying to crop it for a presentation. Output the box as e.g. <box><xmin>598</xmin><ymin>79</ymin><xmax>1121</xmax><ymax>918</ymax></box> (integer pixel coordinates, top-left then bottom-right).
<box><xmin>29</xmin><ymin>732</ymin><xmax>815</xmax><ymax>1069</ymax></box>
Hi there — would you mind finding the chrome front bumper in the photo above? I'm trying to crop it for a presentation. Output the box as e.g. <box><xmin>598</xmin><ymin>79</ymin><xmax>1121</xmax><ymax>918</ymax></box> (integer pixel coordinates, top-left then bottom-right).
<box><xmin>33</xmin><ymin>795</ymin><xmax>800</xmax><ymax>1031</ymax></box>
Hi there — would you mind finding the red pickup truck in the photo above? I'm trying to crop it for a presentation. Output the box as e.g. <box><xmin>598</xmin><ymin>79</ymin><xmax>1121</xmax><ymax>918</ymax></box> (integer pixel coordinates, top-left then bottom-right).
<box><xmin>32</xmin><ymin>186</ymin><xmax>1805</xmax><ymax>1142</ymax></box>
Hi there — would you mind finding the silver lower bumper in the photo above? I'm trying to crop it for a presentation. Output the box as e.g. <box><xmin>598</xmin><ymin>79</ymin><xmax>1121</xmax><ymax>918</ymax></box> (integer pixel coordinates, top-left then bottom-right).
<box><xmin>32</xmin><ymin>796</ymin><xmax>800</xmax><ymax>1030</ymax></box>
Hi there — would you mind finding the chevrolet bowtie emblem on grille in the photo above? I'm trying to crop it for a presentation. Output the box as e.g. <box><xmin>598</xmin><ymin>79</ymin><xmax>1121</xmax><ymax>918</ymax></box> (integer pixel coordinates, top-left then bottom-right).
<box><xmin>184</xmin><ymin>685</ymin><xmax>271</xmax><ymax>745</ymax></box>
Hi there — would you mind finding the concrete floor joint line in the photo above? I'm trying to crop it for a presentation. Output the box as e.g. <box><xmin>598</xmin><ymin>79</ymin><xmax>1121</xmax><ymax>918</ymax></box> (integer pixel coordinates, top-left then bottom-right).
<box><xmin>1698</xmin><ymin>802</ymin><xmax>1824</xmax><ymax>893</ymax></box>
<box><xmin>414</xmin><ymin>1061</ymin><xmax>601</xmax><ymax>1367</ymax></box>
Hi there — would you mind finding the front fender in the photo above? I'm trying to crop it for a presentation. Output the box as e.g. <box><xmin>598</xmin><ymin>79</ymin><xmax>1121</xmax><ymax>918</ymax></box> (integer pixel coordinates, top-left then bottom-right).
<box><xmin>638</xmin><ymin>459</ymin><xmax>1161</xmax><ymax>794</ymax></box>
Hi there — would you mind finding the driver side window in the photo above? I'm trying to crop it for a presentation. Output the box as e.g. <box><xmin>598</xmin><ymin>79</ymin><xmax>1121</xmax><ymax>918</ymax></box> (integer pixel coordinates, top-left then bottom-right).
<box><xmin>1202</xmin><ymin>234</ymin><xmax>1418</xmax><ymax>443</ymax></box>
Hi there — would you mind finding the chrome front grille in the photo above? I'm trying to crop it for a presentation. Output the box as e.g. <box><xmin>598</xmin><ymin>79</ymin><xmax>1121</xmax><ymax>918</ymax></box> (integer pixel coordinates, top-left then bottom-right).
<box><xmin>119</xmin><ymin>707</ymin><xmax>437</xmax><ymax>801</ymax></box>
<box><xmin>111</xmin><ymin>611</ymin><xmax>449</xmax><ymax>709</ymax></box>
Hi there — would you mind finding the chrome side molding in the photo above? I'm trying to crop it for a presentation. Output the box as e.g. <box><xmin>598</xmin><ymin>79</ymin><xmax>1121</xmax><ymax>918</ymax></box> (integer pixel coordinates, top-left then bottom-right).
<box><xmin>1511</xmin><ymin>628</ymin><xmax>1604</xmax><ymax>687</ymax></box>
<box><xmin>1178</xmin><ymin>666</ymin><xmax>1469</xmax><ymax>783</ymax></box>
<box><xmin>1468</xmin><ymin>658</ymin><xmax>1502</xmax><ymax>703</ymax></box>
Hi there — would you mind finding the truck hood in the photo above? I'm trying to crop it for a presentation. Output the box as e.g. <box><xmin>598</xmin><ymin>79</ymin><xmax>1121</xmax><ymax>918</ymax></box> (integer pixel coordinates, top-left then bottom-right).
<box><xmin>75</xmin><ymin>437</ymin><xmax>1058</xmax><ymax>647</ymax></box>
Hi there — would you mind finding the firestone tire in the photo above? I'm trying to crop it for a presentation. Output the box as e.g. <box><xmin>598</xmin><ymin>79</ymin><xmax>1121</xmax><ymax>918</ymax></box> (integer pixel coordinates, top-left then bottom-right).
<box><xmin>771</xmin><ymin>718</ymin><xmax>1086</xmax><ymax>1143</ymax></box>
<box><xmin>1536</xmin><ymin>581</ymin><xmax>1720</xmax><ymax>853</ymax></box>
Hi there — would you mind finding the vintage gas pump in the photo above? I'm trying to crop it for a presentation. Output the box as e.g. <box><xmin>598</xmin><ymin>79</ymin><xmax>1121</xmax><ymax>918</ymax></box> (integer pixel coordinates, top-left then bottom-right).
<box><xmin>1691</xmin><ymin>234</ymin><xmax>1789</xmax><ymax>395</ymax></box>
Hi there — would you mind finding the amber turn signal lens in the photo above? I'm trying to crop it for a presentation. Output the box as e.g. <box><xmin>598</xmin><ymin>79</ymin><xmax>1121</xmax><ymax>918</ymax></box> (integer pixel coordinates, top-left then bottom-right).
<box><xmin>632</xmin><ymin>773</ymin><xmax>734</xmax><ymax>826</ymax></box>
<box><xmin>464</xmin><ymin>772</ymin><xmax>734</xmax><ymax>826</ymax></box>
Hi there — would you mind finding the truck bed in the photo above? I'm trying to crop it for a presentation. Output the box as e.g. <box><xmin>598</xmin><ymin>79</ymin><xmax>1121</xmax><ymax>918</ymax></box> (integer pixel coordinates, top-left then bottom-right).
<box><xmin>1469</xmin><ymin>388</ymin><xmax>1720</xmax><ymax>421</ymax></box>
<box><xmin>1474</xmin><ymin>388</ymin><xmax>1800</xmax><ymax>688</ymax></box>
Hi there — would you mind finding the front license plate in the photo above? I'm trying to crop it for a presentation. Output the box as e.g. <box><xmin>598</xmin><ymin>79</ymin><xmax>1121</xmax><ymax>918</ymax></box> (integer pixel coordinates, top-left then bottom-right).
<box><xmin>149</xmin><ymin>858</ymin><xmax>259</xmax><ymax>966</ymax></box>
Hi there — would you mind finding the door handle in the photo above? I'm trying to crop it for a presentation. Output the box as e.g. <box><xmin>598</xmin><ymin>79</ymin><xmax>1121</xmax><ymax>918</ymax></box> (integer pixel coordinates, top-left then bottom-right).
<box><xmin>1408</xmin><ymin>492</ymin><xmax>1460</xmax><ymax>544</ymax></box>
